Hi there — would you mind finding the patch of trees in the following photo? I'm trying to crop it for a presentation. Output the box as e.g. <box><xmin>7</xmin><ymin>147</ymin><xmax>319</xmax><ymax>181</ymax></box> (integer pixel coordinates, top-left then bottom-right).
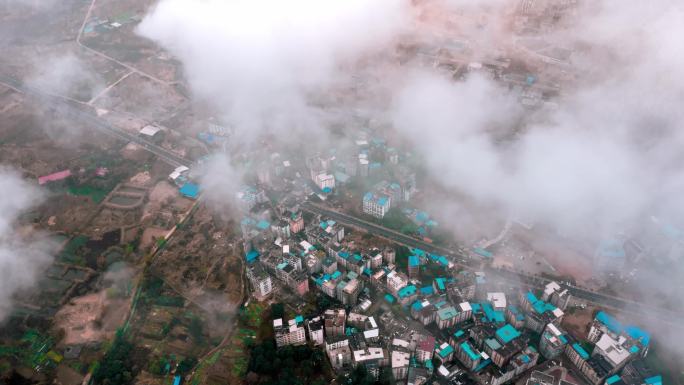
<box><xmin>247</xmin><ymin>339</ymin><xmax>327</xmax><ymax>385</ymax></box>
<box><xmin>92</xmin><ymin>329</ymin><xmax>135</xmax><ymax>385</ymax></box>
<box><xmin>381</xmin><ymin>208</ymin><xmax>418</xmax><ymax>235</ymax></box>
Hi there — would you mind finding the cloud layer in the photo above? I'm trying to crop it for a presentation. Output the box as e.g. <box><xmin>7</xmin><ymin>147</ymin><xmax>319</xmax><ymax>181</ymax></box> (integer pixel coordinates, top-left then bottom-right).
<box><xmin>138</xmin><ymin>0</ymin><xmax>410</xmax><ymax>142</ymax></box>
<box><xmin>0</xmin><ymin>167</ymin><xmax>55</xmax><ymax>320</ymax></box>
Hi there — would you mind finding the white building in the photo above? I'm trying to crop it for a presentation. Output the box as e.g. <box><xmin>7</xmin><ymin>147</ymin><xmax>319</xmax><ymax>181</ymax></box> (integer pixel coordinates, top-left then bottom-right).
<box><xmin>363</xmin><ymin>192</ymin><xmax>391</xmax><ymax>218</ymax></box>
<box><xmin>386</xmin><ymin>271</ymin><xmax>408</xmax><ymax>296</ymax></box>
<box><xmin>246</xmin><ymin>264</ymin><xmax>273</xmax><ymax>300</ymax></box>
<box><xmin>306</xmin><ymin>316</ymin><xmax>325</xmax><ymax>345</ymax></box>
<box><xmin>594</xmin><ymin>334</ymin><xmax>632</xmax><ymax>369</ymax></box>
<box><xmin>274</xmin><ymin>318</ymin><xmax>306</xmax><ymax>347</ymax></box>
<box><xmin>487</xmin><ymin>292</ymin><xmax>507</xmax><ymax>311</ymax></box>
<box><xmin>314</xmin><ymin>173</ymin><xmax>335</xmax><ymax>191</ymax></box>
<box><xmin>392</xmin><ymin>351</ymin><xmax>411</xmax><ymax>380</ymax></box>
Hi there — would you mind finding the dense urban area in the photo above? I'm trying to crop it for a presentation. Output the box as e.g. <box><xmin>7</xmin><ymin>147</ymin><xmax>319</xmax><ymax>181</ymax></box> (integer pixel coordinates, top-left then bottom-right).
<box><xmin>0</xmin><ymin>0</ymin><xmax>682</xmax><ymax>385</ymax></box>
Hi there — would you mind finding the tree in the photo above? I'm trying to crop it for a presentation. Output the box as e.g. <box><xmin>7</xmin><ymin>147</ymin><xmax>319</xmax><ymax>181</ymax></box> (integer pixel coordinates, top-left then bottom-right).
<box><xmin>92</xmin><ymin>329</ymin><xmax>134</xmax><ymax>385</ymax></box>
<box><xmin>377</xmin><ymin>367</ymin><xmax>395</xmax><ymax>385</ymax></box>
<box><xmin>176</xmin><ymin>357</ymin><xmax>197</xmax><ymax>375</ymax></box>
<box><xmin>188</xmin><ymin>316</ymin><xmax>204</xmax><ymax>344</ymax></box>
<box><xmin>271</xmin><ymin>303</ymin><xmax>285</xmax><ymax>320</ymax></box>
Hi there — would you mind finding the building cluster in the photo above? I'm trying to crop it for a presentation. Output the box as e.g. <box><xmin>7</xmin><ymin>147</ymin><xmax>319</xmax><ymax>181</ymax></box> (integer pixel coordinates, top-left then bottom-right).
<box><xmin>362</xmin><ymin>172</ymin><xmax>417</xmax><ymax>219</ymax></box>
<box><xmin>563</xmin><ymin>311</ymin><xmax>656</xmax><ymax>385</ymax></box>
<box><xmin>240</xmin><ymin>185</ymin><xmax>662</xmax><ymax>385</ymax></box>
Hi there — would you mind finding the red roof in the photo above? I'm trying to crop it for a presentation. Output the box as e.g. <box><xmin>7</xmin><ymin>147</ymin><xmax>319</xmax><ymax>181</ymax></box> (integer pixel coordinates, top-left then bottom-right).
<box><xmin>38</xmin><ymin>170</ymin><xmax>71</xmax><ymax>185</ymax></box>
<box><xmin>418</xmin><ymin>335</ymin><xmax>436</xmax><ymax>352</ymax></box>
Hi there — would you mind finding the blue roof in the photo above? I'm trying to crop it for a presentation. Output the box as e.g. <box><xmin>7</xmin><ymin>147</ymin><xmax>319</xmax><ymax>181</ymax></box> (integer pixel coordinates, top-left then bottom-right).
<box><xmin>173</xmin><ymin>375</ymin><xmax>182</xmax><ymax>385</ymax></box>
<box><xmin>572</xmin><ymin>343</ymin><xmax>590</xmax><ymax>360</ymax></box>
<box><xmin>460</xmin><ymin>342</ymin><xmax>479</xmax><ymax>360</ymax></box>
<box><xmin>416</xmin><ymin>211</ymin><xmax>429</xmax><ymax>222</ymax></box>
<box><xmin>412</xmin><ymin>301</ymin><xmax>423</xmax><ymax>311</ymax></box>
<box><xmin>256</xmin><ymin>220</ymin><xmax>270</xmax><ymax>230</ymax></box>
<box><xmin>412</xmin><ymin>248</ymin><xmax>426</xmax><ymax>257</ymax></box>
<box><xmin>420</xmin><ymin>286</ymin><xmax>434</xmax><ymax>295</ymax></box>
<box><xmin>363</xmin><ymin>192</ymin><xmax>373</xmax><ymax>201</ymax></box>
<box><xmin>482</xmin><ymin>303</ymin><xmax>505</xmax><ymax>323</ymax></box>
<box><xmin>473</xmin><ymin>358</ymin><xmax>491</xmax><ymax>372</ymax></box>
<box><xmin>625</xmin><ymin>325</ymin><xmax>650</xmax><ymax>345</ymax></box>
<box><xmin>409</xmin><ymin>255</ymin><xmax>420</xmax><ymax>267</ymax></box>
<box><xmin>245</xmin><ymin>250</ymin><xmax>260</xmax><ymax>262</ymax></box>
<box><xmin>473</xmin><ymin>247</ymin><xmax>493</xmax><ymax>258</ymax></box>
<box><xmin>322</xmin><ymin>187</ymin><xmax>332</xmax><ymax>193</ymax></box>
<box><xmin>331</xmin><ymin>271</ymin><xmax>342</xmax><ymax>280</ymax></box>
<box><xmin>295</xmin><ymin>315</ymin><xmax>304</xmax><ymax>324</ymax></box>
<box><xmin>438</xmin><ymin>344</ymin><xmax>454</xmax><ymax>358</ymax></box>
<box><xmin>377</xmin><ymin>197</ymin><xmax>388</xmax><ymax>205</ymax></box>
<box><xmin>437</xmin><ymin>256</ymin><xmax>449</xmax><ymax>266</ymax></box>
<box><xmin>338</xmin><ymin>251</ymin><xmax>350</xmax><ymax>259</ymax></box>
<box><xmin>398</xmin><ymin>285</ymin><xmax>417</xmax><ymax>298</ymax></box>
<box><xmin>607</xmin><ymin>375</ymin><xmax>622</xmax><ymax>385</ymax></box>
<box><xmin>496</xmin><ymin>324</ymin><xmax>521</xmax><ymax>343</ymax></box>
<box><xmin>384</xmin><ymin>294</ymin><xmax>395</xmax><ymax>303</ymax></box>
<box><xmin>179</xmin><ymin>183</ymin><xmax>200</xmax><ymax>199</ymax></box>
<box><xmin>645</xmin><ymin>376</ymin><xmax>662</xmax><ymax>385</ymax></box>
<box><xmin>454</xmin><ymin>330</ymin><xmax>465</xmax><ymax>338</ymax></box>
<box><xmin>434</xmin><ymin>278</ymin><xmax>446</xmax><ymax>291</ymax></box>
<box><xmin>596</xmin><ymin>311</ymin><xmax>622</xmax><ymax>334</ymax></box>
<box><xmin>471</xmin><ymin>303</ymin><xmax>482</xmax><ymax>314</ymax></box>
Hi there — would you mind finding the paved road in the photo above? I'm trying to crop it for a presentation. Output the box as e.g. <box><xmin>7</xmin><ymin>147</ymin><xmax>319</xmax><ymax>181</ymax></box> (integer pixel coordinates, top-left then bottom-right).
<box><xmin>302</xmin><ymin>201</ymin><xmax>684</xmax><ymax>326</ymax></box>
<box><xmin>0</xmin><ymin>75</ymin><xmax>191</xmax><ymax>169</ymax></box>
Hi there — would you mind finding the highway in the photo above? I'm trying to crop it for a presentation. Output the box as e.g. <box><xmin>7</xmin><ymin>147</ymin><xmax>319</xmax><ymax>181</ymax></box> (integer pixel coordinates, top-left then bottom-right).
<box><xmin>0</xmin><ymin>74</ymin><xmax>191</xmax><ymax>169</ymax></box>
<box><xmin>302</xmin><ymin>201</ymin><xmax>684</xmax><ymax>326</ymax></box>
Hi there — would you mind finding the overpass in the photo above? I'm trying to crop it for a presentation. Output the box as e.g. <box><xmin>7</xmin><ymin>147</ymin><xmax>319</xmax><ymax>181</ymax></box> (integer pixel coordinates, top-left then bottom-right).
<box><xmin>302</xmin><ymin>201</ymin><xmax>684</xmax><ymax>327</ymax></box>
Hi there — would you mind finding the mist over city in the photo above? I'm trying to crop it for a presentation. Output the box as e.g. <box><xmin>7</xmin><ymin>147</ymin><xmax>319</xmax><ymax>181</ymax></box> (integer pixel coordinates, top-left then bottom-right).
<box><xmin>0</xmin><ymin>0</ymin><xmax>682</xmax><ymax>384</ymax></box>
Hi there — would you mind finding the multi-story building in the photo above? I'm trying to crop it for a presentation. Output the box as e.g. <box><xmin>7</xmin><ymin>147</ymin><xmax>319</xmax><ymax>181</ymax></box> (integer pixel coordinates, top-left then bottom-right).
<box><xmin>481</xmin><ymin>325</ymin><xmax>526</xmax><ymax>369</ymax></box>
<box><xmin>413</xmin><ymin>334</ymin><xmax>436</xmax><ymax>363</ymax></box>
<box><xmin>446</xmin><ymin>271</ymin><xmax>477</xmax><ymax>302</ymax></box>
<box><xmin>487</xmin><ymin>292</ymin><xmax>507</xmax><ymax>311</ymax></box>
<box><xmin>539</xmin><ymin>323</ymin><xmax>569</xmax><ymax>359</ymax></box>
<box><xmin>436</xmin><ymin>306</ymin><xmax>460</xmax><ymax>330</ymax></box>
<box><xmin>386</xmin><ymin>271</ymin><xmax>409</xmax><ymax>296</ymax></box>
<box><xmin>363</xmin><ymin>192</ymin><xmax>391</xmax><ymax>218</ymax></box>
<box><xmin>246</xmin><ymin>264</ymin><xmax>273</xmax><ymax>300</ymax></box>
<box><xmin>391</xmin><ymin>351</ymin><xmax>411</xmax><ymax>380</ymax></box>
<box><xmin>435</xmin><ymin>342</ymin><xmax>455</xmax><ymax>363</ymax></box>
<box><xmin>383</xmin><ymin>247</ymin><xmax>396</xmax><ymax>264</ymax></box>
<box><xmin>313</xmin><ymin>172</ymin><xmax>335</xmax><ymax>191</ymax></box>
<box><xmin>273</xmin><ymin>318</ymin><xmax>306</xmax><ymax>347</ymax></box>
<box><xmin>352</xmin><ymin>348</ymin><xmax>386</xmax><ymax>378</ymax></box>
<box><xmin>326</xmin><ymin>336</ymin><xmax>352</xmax><ymax>371</ymax></box>
<box><xmin>520</xmin><ymin>291</ymin><xmax>564</xmax><ymax>333</ymax></box>
<box><xmin>408</xmin><ymin>255</ymin><xmax>420</xmax><ymax>279</ymax></box>
<box><xmin>583</xmin><ymin>355</ymin><xmax>613</xmax><ymax>385</ymax></box>
<box><xmin>542</xmin><ymin>281</ymin><xmax>571</xmax><ymax>310</ymax></box>
<box><xmin>566</xmin><ymin>342</ymin><xmax>591</xmax><ymax>371</ymax></box>
<box><xmin>621</xmin><ymin>360</ymin><xmax>655</xmax><ymax>385</ymax></box>
<box><xmin>397</xmin><ymin>285</ymin><xmax>418</xmax><ymax>306</ymax></box>
<box><xmin>455</xmin><ymin>340</ymin><xmax>483</xmax><ymax>371</ymax></box>
<box><xmin>306</xmin><ymin>316</ymin><xmax>325</xmax><ymax>346</ymax></box>
<box><xmin>505</xmin><ymin>305</ymin><xmax>526</xmax><ymax>329</ymax></box>
<box><xmin>288</xmin><ymin>210</ymin><xmax>304</xmax><ymax>234</ymax></box>
<box><xmin>336</xmin><ymin>274</ymin><xmax>362</xmax><ymax>306</ymax></box>
<box><xmin>324</xmin><ymin>308</ymin><xmax>346</xmax><ymax>337</ymax></box>
<box><xmin>588</xmin><ymin>311</ymin><xmax>622</xmax><ymax>344</ymax></box>
<box><xmin>593</xmin><ymin>333</ymin><xmax>632</xmax><ymax>371</ymax></box>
